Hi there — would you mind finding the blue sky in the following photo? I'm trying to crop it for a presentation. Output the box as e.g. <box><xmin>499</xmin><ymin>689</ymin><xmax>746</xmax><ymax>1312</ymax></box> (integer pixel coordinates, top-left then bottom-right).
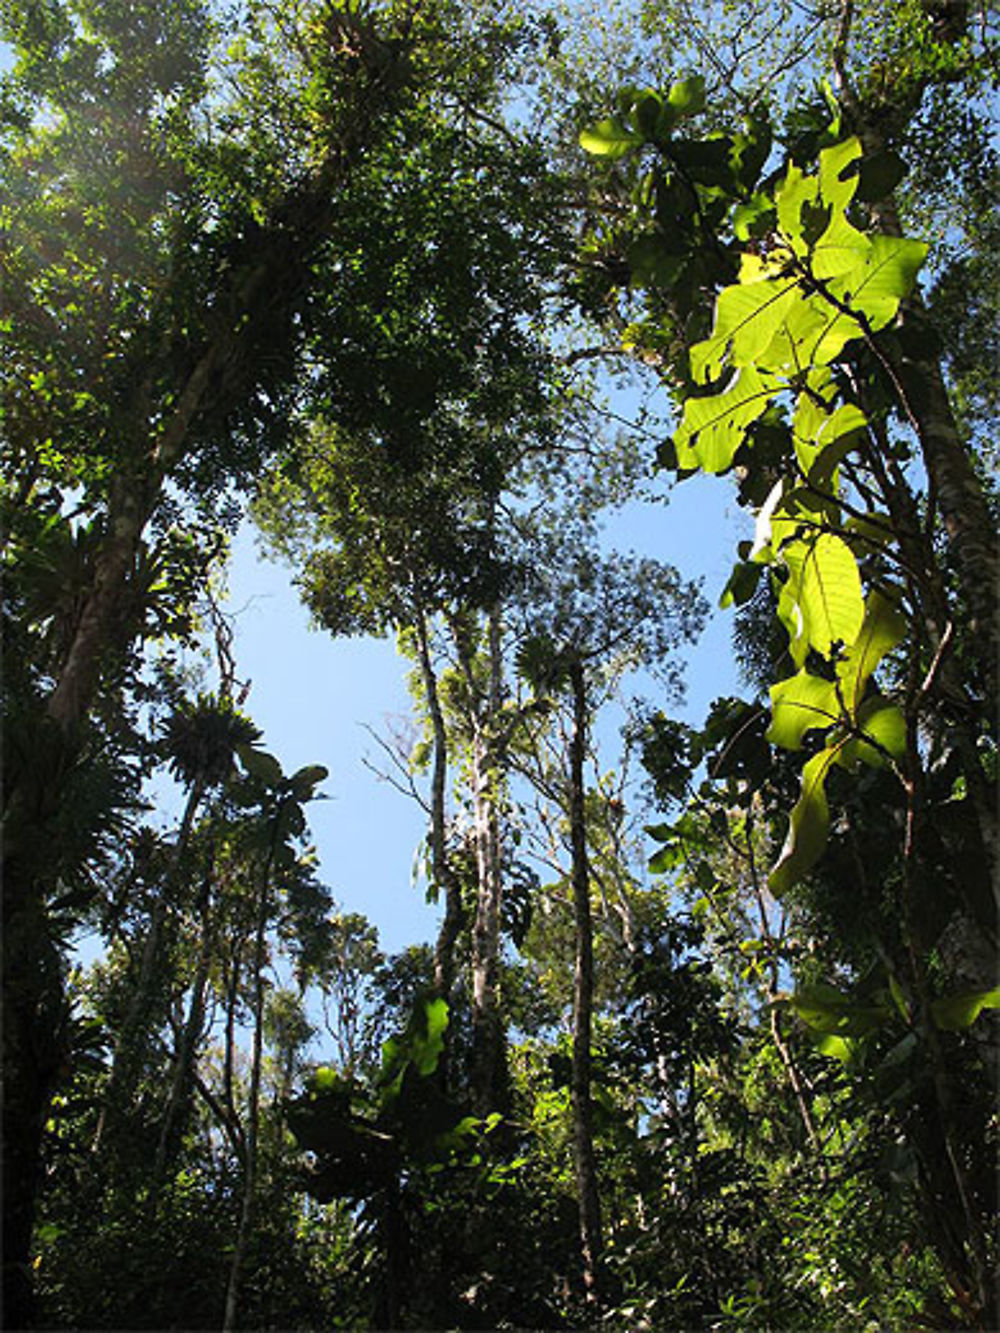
<box><xmin>223</xmin><ymin>468</ymin><xmax>751</xmax><ymax>956</ymax></box>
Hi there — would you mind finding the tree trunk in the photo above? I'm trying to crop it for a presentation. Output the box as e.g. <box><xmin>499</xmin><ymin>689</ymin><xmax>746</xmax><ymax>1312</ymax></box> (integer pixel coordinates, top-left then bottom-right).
<box><xmin>413</xmin><ymin>610</ymin><xmax>463</xmax><ymax>1001</ymax></box>
<box><xmin>468</xmin><ymin>607</ymin><xmax>507</xmax><ymax>1114</ymax></box>
<box><xmin>153</xmin><ymin>882</ymin><xmax>214</xmax><ymax>1187</ymax></box>
<box><xmin>222</xmin><ymin>841</ymin><xmax>272</xmax><ymax>1333</ymax></box>
<box><xmin>92</xmin><ymin>778</ymin><xmax>205</xmax><ymax>1156</ymax></box>
<box><xmin>568</xmin><ymin>659</ymin><xmax>603</xmax><ymax>1300</ymax></box>
<box><xmin>1</xmin><ymin>895</ymin><xmax>65</xmax><ymax>1329</ymax></box>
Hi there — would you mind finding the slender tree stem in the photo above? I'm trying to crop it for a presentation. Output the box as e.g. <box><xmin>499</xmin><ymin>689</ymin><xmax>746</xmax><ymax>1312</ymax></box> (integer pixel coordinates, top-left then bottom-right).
<box><xmin>568</xmin><ymin>659</ymin><xmax>603</xmax><ymax>1300</ymax></box>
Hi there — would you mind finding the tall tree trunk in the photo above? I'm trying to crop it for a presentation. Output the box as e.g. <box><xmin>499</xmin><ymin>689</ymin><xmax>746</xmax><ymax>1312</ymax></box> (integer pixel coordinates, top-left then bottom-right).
<box><xmin>568</xmin><ymin>659</ymin><xmax>603</xmax><ymax>1300</ymax></box>
<box><xmin>222</xmin><ymin>840</ymin><xmax>273</xmax><ymax>1333</ymax></box>
<box><xmin>413</xmin><ymin>609</ymin><xmax>463</xmax><ymax>1001</ymax></box>
<box><xmin>468</xmin><ymin>606</ymin><xmax>507</xmax><ymax>1114</ymax></box>
<box><xmin>92</xmin><ymin>778</ymin><xmax>205</xmax><ymax>1156</ymax></box>
<box><xmin>152</xmin><ymin>863</ymin><xmax>214</xmax><ymax>1188</ymax></box>
<box><xmin>1</xmin><ymin>901</ymin><xmax>64</xmax><ymax>1329</ymax></box>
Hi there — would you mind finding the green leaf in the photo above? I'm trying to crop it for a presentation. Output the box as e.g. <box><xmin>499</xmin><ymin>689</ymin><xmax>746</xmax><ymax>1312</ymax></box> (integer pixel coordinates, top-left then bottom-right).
<box><xmin>792</xmin><ymin>393</ymin><xmax>867</xmax><ymax>484</ymax></box>
<box><xmin>816</xmin><ymin>136</ymin><xmax>863</xmax><ymax>213</ymax></box>
<box><xmin>769</xmin><ymin>746</ymin><xmax>840</xmax><ymax>892</ymax></box>
<box><xmin>841</xmin><ymin>699</ymin><xmax>906</xmax><ymax>767</ymax></box>
<box><xmin>835</xmin><ymin>590</ymin><xmax>906</xmax><ymax>718</ymax></box>
<box><xmin>690</xmin><ymin>264</ymin><xmax>799</xmax><ymax>383</ymax></box>
<box><xmin>931</xmin><ymin>988</ymin><xmax>1000</xmax><ymax>1031</ymax></box>
<box><xmin>411</xmin><ymin>996</ymin><xmax>449</xmax><ymax>1074</ymax></box>
<box><xmin>674</xmin><ymin>366</ymin><xmax>777</xmax><ymax>471</ymax></box>
<box><xmin>853</xmin><ymin>149</ymin><xmax>906</xmax><ymax>203</ymax></box>
<box><xmin>811</xmin><ymin>212</ymin><xmax>870</xmax><ymax>279</ymax></box>
<box><xmin>812</xmin><ymin>1032</ymin><xmax>856</xmax><ymax>1061</ymax></box>
<box><xmin>790</xmin><ymin>980</ymin><xmax>888</xmax><ymax>1035</ymax></box>
<box><xmin>762</xmin><ymin>290</ymin><xmax>834</xmax><ymax>369</ymax></box>
<box><xmin>579</xmin><ymin>117</ymin><xmax>642</xmax><ymax>159</ymax></box>
<box><xmin>781</xmin><ymin>532</ymin><xmax>864</xmax><ymax>659</ymax></box>
<box><xmin>776</xmin><ymin>573</ymin><xmax>808</xmax><ymax>668</ymax></box>
<box><xmin>644</xmin><ymin>822</ymin><xmax>674</xmax><ymax>841</ymax></box>
<box><xmin>290</xmin><ymin>763</ymin><xmax>329</xmax><ymax>798</ymax></box>
<box><xmin>666</xmin><ymin>74</ymin><xmax>705</xmax><ymax>118</ymax></box>
<box><xmin>842</xmin><ymin>233</ymin><xmax>927</xmax><ymax>314</ymax></box>
<box><xmin>237</xmin><ymin>744</ymin><xmax>284</xmax><ymax>788</ymax></box>
<box><xmin>767</xmin><ymin>671</ymin><xmax>840</xmax><ymax>749</ymax></box>
<box><xmin>632</xmin><ymin>90</ymin><xmax>664</xmax><ymax>138</ymax></box>
<box><xmin>775</xmin><ymin>163</ymin><xmax>819</xmax><ymax>256</ymax></box>
<box><xmin>887</xmin><ymin>972</ymin><xmax>911</xmax><ymax>1023</ymax></box>
<box><xmin>719</xmin><ymin>559</ymin><xmax>763</xmax><ymax>608</ymax></box>
<box><xmin>649</xmin><ymin>842</ymin><xmax>683</xmax><ymax>874</ymax></box>
<box><xmin>732</xmin><ymin>192</ymin><xmax>774</xmax><ymax>241</ymax></box>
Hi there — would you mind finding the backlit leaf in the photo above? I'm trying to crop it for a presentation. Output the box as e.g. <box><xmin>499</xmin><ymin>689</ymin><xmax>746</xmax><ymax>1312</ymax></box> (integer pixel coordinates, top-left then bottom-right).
<box><xmin>931</xmin><ymin>988</ymin><xmax>1000</xmax><ymax>1031</ymax></box>
<box><xmin>840</xmin><ymin>699</ymin><xmax>906</xmax><ymax>767</ymax></box>
<box><xmin>835</xmin><ymin>590</ymin><xmax>906</xmax><ymax>717</ymax></box>
<box><xmin>579</xmin><ymin>117</ymin><xmax>642</xmax><ymax>159</ymax></box>
<box><xmin>666</xmin><ymin>74</ymin><xmax>706</xmax><ymax>117</ymax></box>
<box><xmin>674</xmin><ymin>366</ymin><xmax>777</xmax><ymax>471</ymax></box>
<box><xmin>690</xmin><ymin>267</ymin><xmax>799</xmax><ymax>383</ymax></box>
<box><xmin>769</xmin><ymin>745</ymin><xmax>841</xmax><ymax>892</ymax></box>
<box><xmin>782</xmin><ymin>532</ymin><xmax>864</xmax><ymax>659</ymax></box>
<box><xmin>816</xmin><ymin>136</ymin><xmax>863</xmax><ymax>213</ymax></box>
<box><xmin>767</xmin><ymin>670</ymin><xmax>840</xmax><ymax>749</ymax></box>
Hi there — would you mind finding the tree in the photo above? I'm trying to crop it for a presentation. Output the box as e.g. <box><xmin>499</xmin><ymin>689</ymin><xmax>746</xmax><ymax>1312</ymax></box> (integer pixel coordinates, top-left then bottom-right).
<box><xmin>578</xmin><ymin>8</ymin><xmax>997</xmax><ymax>1316</ymax></box>
<box><xmin>6</xmin><ymin>0</ymin><xmax>997</xmax><ymax>1326</ymax></box>
<box><xmin>1</xmin><ymin>0</ymin><xmax>565</xmax><ymax>1318</ymax></box>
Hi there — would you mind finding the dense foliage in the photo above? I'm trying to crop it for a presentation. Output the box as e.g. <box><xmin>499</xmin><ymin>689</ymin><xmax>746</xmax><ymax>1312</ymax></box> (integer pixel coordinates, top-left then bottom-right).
<box><xmin>2</xmin><ymin>0</ymin><xmax>996</xmax><ymax>1328</ymax></box>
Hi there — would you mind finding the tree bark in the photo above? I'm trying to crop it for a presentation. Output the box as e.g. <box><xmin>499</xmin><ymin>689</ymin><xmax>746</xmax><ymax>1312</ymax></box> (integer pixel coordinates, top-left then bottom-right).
<box><xmin>92</xmin><ymin>778</ymin><xmax>205</xmax><ymax>1156</ymax></box>
<box><xmin>568</xmin><ymin>659</ymin><xmax>603</xmax><ymax>1299</ymax></box>
<box><xmin>1</xmin><ymin>900</ymin><xmax>64</xmax><ymax>1329</ymax></box>
<box><xmin>152</xmin><ymin>863</ymin><xmax>214</xmax><ymax>1187</ymax></box>
<box><xmin>468</xmin><ymin>606</ymin><xmax>507</xmax><ymax>1114</ymax></box>
<box><xmin>413</xmin><ymin>609</ymin><xmax>463</xmax><ymax>1001</ymax></box>
<box><xmin>222</xmin><ymin>837</ymin><xmax>273</xmax><ymax>1333</ymax></box>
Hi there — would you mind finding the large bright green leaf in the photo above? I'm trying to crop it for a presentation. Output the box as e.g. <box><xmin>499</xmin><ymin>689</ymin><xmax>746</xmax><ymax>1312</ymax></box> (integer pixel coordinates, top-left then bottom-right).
<box><xmin>579</xmin><ymin>117</ymin><xmax>642</xmax><ymax>159</ymax></box>
<box><xmin>931</xmin><ymin>988</ymin><xmax>1000</xmax><ymax>1031</ymax></box>
<box><xmin>765</xmin><ymin>289</ymin><xmax>843</xmax><ymax>367</ymax></box>
<box><xmin>775</xmin><ymin>164</ymin><xmax>819</xmax><ymax>256</ymax></box>
<box><xmin>769</xmin><ymin>746</ymin><xmax>840</xmax><ymax>892</ymax></box>
<box><xmin>835</xmin><ymin>590</ymin><xmax>906</xmax><ymax>717</ymax></box>
<box><xmin>776</xmin><ymin>573</ymin><xmax>809</xmax><ymax>667</ymax></box>
<box><xmin>811</xmin><ymin>212</ymin><xmax>871</xmax><ymax>279</ymax></box>
<box><xmin>782</xmin><ymin>532</ymin><xmax>864</xmax><ymax>659</ymax></box>
<box><xmin>690</xmin><ymin>264</ymin><xmax>799</xmax><ymax>383</ymax></box>
<box><xmin>674</xmin><ymin>366</ymin><xmax>777</xmax><ymax>471</ymax></box>
<box><xmin>792</xmin><ymin>396</ymin><xmax>867</xmax><ymax>483</ymax></box>
<box><xmin>667</xmin><ymin>74</ymin><xmax>706</xmax><ymax>117</ymax></box>
<box><xmin>767</xmin><ymin>670</ymin><xmax>840</xmax><ymax>749</ymax></box>
<box><xmin>808</xmin><ymin>235</ymin><xmax>928</xmax><ymax>364</ymax></box>
<box><xmin>829</xmin><ymin>234</ymin><xmax>928</xmax><ymax>323</ymax></box>
<box><xmin>845</xmin><ymin>699</ymin><xmax>906</xmax><ymax>766</ymax></box>
<box><xmin>817</xmin><ymin>136</ymin><xmax>863</xmax><ymax>212</ymax></box>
